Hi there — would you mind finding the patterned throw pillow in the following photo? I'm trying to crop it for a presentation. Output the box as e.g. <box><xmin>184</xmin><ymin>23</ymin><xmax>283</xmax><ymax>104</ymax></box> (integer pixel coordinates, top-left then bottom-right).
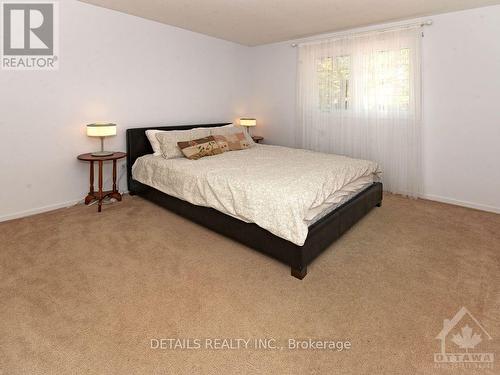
<box><xmin>212</xmin><ymin>132</ymin><xmax>250</xmax><ymax>152</ymax></box>
<box><xmin>177</xmin><ymin>136</ymin><xmax>223</xmax><ymax>160</ymax></box>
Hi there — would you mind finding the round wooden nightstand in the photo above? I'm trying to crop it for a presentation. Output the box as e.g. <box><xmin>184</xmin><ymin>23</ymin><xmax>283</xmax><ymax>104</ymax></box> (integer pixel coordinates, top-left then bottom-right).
<box><xmin>252</xmin><ymin>135</ymin><xmax>264</xmax><ymax>144</ymax></box>
<box><xmin>77</xmin><ymin>152</ymin><xmax>127</xmax><ymax>212</ymax></box>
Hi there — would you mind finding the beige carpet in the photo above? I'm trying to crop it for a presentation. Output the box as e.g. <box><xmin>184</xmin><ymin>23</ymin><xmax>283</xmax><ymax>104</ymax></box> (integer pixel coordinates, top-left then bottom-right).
<box><xmin>0</xmin><ymin>195</ymin><xmax>499</xmax><ymax>374</ymax></box>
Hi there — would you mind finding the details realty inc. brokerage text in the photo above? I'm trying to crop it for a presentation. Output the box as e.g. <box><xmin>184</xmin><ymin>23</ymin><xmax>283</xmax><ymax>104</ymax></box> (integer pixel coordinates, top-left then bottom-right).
<box><xmin>151</xmin><ymin>338</ymin><xmax>352</xmax><ymax>351</ymax></box>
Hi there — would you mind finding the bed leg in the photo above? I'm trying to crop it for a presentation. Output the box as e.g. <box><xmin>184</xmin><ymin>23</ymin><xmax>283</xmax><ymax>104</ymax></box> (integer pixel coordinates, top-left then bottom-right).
<box><xmin>291</xmin><ymin>266</ymin><xmax>307</xmax><ymax>280</ymax></box>
<box><xmin>376</xmin><ymin>202</ymin><xmax>382</xmax><ymax>207</ymax></box>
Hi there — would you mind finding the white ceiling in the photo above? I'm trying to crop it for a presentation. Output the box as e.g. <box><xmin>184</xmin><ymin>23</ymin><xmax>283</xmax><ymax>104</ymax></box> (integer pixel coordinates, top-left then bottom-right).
<box><xmin>78</xmin><ymin>0</ymin><xmax>500</xmax><ymax>46</ymax></box>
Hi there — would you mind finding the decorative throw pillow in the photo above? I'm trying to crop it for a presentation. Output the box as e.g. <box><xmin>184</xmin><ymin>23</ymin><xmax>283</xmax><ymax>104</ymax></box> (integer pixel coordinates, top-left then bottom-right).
<box><xmin>177</xmin><ymin>136</ymin><xmax>223</xmax><ymax>160</ymax></box>
<box><xmin>156</xmin><ymin>128</ymin><xmax>211</xmax><ymax>159</ymax></box>
<box><xmin>213</xmin><ymin>132</ymin><xmax>250</xmax><ymax>152</ymax></box>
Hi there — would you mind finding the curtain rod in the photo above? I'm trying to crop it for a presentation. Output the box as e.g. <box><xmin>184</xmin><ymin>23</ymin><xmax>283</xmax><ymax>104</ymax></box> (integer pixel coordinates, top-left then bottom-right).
<box><xmin>291</xmin><ymin>20</ymin><xmax>433</xmax><ymax>47</ymax></box>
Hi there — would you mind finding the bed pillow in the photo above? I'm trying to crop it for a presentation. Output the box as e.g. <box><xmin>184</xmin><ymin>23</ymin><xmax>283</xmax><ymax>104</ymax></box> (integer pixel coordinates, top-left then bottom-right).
<box><xmin>156</xmin><ymin>128</ymin><xmax>211</xmax><ymax>159</ymax></box>
<box><xmin>210</xmin><ymin>125</ymin><xmax>255</xmax><ymax>146</ymax></box>
<box><xmin>208</xmin><ymin>124</ymin><xmax>235</xmax><ymax>132</ymax></box>
<box><xmin>213</xmin><ymin>132</ymin><xmax>250</xmax><ymax>152</ymax></box>
<box><xmin>177</xmin><ymin>136</ymin><xmax>223</xmax><ymax>160</ymax></box>
<box><xmin>146</xmin><ymin>130</ymin><xmax>164</xmax><ymax>156</ymax></box>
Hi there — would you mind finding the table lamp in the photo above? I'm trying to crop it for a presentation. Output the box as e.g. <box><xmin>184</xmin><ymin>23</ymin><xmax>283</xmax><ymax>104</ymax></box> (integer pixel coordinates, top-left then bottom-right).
<box><xmin>87</xmin><ymin>123</ymin><xmax>116</xmax><ymax>157</ymax></box>
<box><xmin>239</xmin><ymin>118</ymin><xmax>257</xmax><ymax>135</ymax></box>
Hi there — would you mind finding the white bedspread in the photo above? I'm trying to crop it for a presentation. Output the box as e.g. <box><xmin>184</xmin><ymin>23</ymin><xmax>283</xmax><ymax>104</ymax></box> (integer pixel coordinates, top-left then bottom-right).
<box><xmin>132</xmin><ymin>144</ymin><xmax>380</xmax><ymax>246</ymax></box>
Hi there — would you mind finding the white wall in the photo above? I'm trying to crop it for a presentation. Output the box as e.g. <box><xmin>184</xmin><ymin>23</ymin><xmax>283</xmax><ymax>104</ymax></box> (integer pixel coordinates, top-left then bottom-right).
<box><xmin>248</xmin><ymin>43</ymin><xmax>297</xmax><ymax>147</ymax></box>
<box><xmin>421</xmin><ymin>7</ymin><xmax>500</xmax><ymax>213</ymax></box>
<box><xmin>248</xmin><ymin>6</ymin><xmax>500</xmax><ymax>213</ymax></box>
<box><xmin>0</xmin><ymin>0</ymin><xmax>251</xmax><ymax>221</ymax></box>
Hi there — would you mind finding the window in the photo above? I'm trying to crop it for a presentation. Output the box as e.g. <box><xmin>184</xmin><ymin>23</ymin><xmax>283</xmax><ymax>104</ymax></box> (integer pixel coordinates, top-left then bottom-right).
<box><xmin>297</xmin><ymin>28</ymin><xmax>422</xmax><ymax>197</ymax></box>
<box><xmin>317</xmin><ymin>49</ymin><xmax>410</xmax><ymax>113</ymax></box>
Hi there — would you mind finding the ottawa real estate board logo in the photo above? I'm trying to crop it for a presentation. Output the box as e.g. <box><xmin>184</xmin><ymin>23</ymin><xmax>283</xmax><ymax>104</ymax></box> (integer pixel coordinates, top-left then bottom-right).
<box><xmin>1</xmin><ymin>0</ymin><xmax>59</xmax><ymax>70</ymax></box>
<box><xmin>434</xmin><ymin>307</ymin><xmax>494</xmax><ymax>369</ymax></box>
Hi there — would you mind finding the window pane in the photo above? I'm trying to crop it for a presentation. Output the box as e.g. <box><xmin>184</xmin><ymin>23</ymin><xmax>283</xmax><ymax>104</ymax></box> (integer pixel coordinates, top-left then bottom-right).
<box><xmin>365</xmin><ymin>48</ymin><xmax>410</xmax><ymax>112</ymax></box>
<box><xmin>317</xmin><ymin>55</ymin><xmax>351</xmax><ymax>112</ymax></box>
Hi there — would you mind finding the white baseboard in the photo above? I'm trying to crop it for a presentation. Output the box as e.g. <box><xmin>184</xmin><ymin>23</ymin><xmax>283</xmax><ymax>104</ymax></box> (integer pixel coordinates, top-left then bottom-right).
<box><xmin>0</xmin><ymin>199</ymin><xmax>84</xmax><ymax>223</ymax></box>
<box><xmin>420</xmin><ymin>194</ymin><xmax>500</xmax><ymax>214</ymax></box>
<box><xmin>0</xmin><ymin>191</ymin><xmax>130</xmax><ymax>223</ymax></box>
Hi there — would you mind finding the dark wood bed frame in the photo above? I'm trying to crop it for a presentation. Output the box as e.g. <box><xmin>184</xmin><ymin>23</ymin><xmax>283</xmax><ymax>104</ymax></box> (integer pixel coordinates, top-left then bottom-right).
<box><xmin>127</xmin><ymin>123</ymin><xmax>383</xmax><ymax>279</ymax></box>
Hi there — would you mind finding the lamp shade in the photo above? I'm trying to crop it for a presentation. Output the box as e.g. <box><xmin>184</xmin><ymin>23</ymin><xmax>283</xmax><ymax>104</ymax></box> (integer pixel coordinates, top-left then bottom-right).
<box><xmin>239</xmin><ymin>118</ymin><xmax>257</xmax><ymax>127</ymax></box>
<box><xmin>86</xmin><ymin>123</ymin><xmax>117</xmax><ymax>137</ymax></box>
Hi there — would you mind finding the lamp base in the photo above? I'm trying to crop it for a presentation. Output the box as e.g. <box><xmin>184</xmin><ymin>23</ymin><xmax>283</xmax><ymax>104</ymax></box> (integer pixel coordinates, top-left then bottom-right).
<box><xmin>91</xmin><ymin>151</ymin><xmax>114</xmax><ymax>157</ymax></box>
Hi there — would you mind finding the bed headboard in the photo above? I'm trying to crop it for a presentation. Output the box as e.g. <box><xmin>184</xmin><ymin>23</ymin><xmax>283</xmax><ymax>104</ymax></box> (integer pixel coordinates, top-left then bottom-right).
<box><xmin>126</xmin><ymin>123</ymin><xmax>231</xmax><ymax>193</ymax></box>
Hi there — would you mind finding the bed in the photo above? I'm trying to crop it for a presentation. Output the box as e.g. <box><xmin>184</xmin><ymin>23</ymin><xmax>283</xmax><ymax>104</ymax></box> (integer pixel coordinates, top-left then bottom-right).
<box><xmin>127</xmin><ymin>123</ymin><xmax>383</xmax><ymax>279</ymax></box>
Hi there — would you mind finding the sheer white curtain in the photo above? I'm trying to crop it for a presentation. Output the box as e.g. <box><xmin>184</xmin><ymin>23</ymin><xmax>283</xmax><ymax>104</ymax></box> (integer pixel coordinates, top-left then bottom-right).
<box><xmin>296</xmin><ymin>27</ymin><xmax>422</xmax><ymax>197</ymax></box>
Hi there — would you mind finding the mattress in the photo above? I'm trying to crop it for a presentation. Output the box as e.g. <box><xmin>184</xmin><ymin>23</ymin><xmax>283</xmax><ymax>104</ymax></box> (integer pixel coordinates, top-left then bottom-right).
<box><xmin>132</xmin><ymin>144</ymin><xmax>380</xmax><ymax>246</ymax></box>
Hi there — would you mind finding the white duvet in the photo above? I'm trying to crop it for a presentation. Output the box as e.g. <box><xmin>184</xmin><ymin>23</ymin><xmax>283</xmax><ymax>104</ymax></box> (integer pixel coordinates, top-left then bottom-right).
<box><xmin>132</xmin><ymin>144</ymin><xmax>380</xmax><ymax>246</ymax></box>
